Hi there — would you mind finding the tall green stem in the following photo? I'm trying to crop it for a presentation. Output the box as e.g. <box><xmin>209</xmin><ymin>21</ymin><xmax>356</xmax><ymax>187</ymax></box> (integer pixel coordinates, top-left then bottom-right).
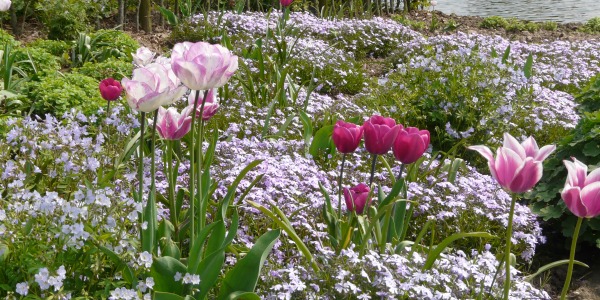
<box><xmin>502</xmin><ymin>195</ymin><xmax>517</xmax><ymax>300</ymax></box>
<box><xmin>560</xmin><ymin>217</ymin><xmax>583</xmax><ymax>300</ymax></box>
<box><xmin>138</xmin><ymin>112</ymin><xmax>146</xmax><ymax>243</ymax></box>
<box><xmin>105</xmin><ymin>100</ymin><xmax>111</xmax><ymax>143</ymax></box>
<box><xmin>166</xmin><ymin>140</ymin><xmax>178</xmax><ymax>238</ymax></box>
<box><xmin>368</xmin><ymin>154</ymin><xmax>378</xmax><ymax>187</ymax></box>
<box><xmin>337</xmin><ymin>153</ymin><xmax>347</xmax><ymax>218</ymax></box>
<box><xmin>197</xmin><ymin>90</ymin><xmax>209</xmax><ymax>231</ymax></box>
<box><xmin>188</xmin><ymin>90</ymin><xmax>201</xmax><ymax>248</ymax></box>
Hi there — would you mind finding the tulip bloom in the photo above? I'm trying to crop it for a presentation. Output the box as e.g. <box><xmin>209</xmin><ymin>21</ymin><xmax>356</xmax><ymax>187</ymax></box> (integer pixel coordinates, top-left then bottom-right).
<box><xmin>393</xmin><ymin>127</ymin><xmax>430</xmax><ymax>164</ymax></box>
<box><xmin>132</xmin><ymin>47</ymin><xmax>155</xmax><ymax>66</ymax></box>
<box><xmin>363</xmin><ymin>115</ymin><xmax>402</xmax><ymax>155</ymax></box>
<box><xmin>171</xmin><ymin>42</ymin><xmax>238</xmax><ymax>91</ymax></box>
<box><xmin>561</xmin><ymin>158</ymin><xmax>600</xmax><ymax>218</ymax></box>
<box><xmin>0</xmin><ymin>0</ymin><xmax>10</xmax><ymax>11</ymax></box>
<box><xmin>332</xmin><ymin>121</ymin><xmax>363</xmax><ymax>153</ymax></box>
<box><xmin>344</xmin><ymin>183</ymin><xmax>371</xmax><ymax>214</ymax></box>
<box><xmin>99</xmin><ymin>78</ymin><xmax>122</xmax><ymax>101</ymax></box>
<box><xmin>187</xmin><ymin>89</ymin><xmax>219</xmax><ymax>121</ymax></box>
<box><xmin>155</xmin><ymin>106</ymin><xmax>193</xmax><ymax>140</ymax></box>
<box><xmin>122</xmin><ymin>63</ymin><xmax>188</xmax><ymax>112</ymax></box>
<box><xmin>469</xmin><ymin>133</ymin><xmax>555</xmax><ymax>193</ymax></box>
<box><xmin>280</xmin><ymin>0</ymin><xmax>293</xmax><ymax>6</ymax></box>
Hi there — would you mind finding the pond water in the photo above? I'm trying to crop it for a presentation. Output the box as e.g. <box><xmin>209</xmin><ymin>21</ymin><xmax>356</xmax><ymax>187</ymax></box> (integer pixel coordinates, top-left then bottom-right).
<box><xmin>433</xmin><ymin>0</ymin><xmax>600</xmax><ymax>24</ymax></box>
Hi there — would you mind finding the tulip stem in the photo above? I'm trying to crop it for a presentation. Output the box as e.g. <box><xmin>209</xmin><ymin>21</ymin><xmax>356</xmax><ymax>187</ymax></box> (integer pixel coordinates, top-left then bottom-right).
<box><xmin>166</xmin><ymin>140</ymin><xmax>178</xmax><ymax>240</ymax></box>
<box><xmin>138</xmin><ymin>112</ymin><xmax>146</xmax><ymax>244</ymax></box>
<box><xmin>396</xmin><ymin>164</ymin><xmax>405</xmax><ymax>182</ymax></box>
<box><xmin>197</xmin><ymin>89</ymin><xmax>209</xmax><ymax>231</ymax></box>
<box><xmin>188</xmin><ymin>90</ymin><xmax>201</xmax><ymax>249</ymax></box>
<box><xmin>502</xmin><ymin>194</ymin><xmax>517</xmax><ymax>300</ymax></box>
<box><xmin>105</xmin><ymin>100</ymin><xmax>111</xmax><ymax>143</ymax></box>
<box><xmin>369</xmin><ymin>154</ymin><xmax>378</xmax><ymax>188</ymax></box>
<box><xmin>337</xmin><ymin>153</ymin><xmax>347</xmax><ymax>219</ymax></box>
<box><xmin>561</xmin><ymin>217</ymin><xmax>583</xmax><ymax>300</ymax></box>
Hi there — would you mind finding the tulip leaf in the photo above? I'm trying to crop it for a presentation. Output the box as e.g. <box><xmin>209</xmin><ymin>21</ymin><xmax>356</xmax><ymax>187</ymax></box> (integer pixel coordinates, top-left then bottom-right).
<box><xmin>523</xmin><ymin>53</ymin><xmax>533</xmax><ymax>79</ymax></box>
<box><xmin>217</xmin><ymin>229</ymin><xmax>281</xmax><ymax>300</ymax></box>
<box><xmin>94</xmin><ymin>243</ymin><xmax>137</xmax><ymax>287</ymax></box>
<box><xmin>219</xmin><ymin>159</ymin><xmax>263</xmax><ymax>221</ymax></box>
<box><xmin>187</xmin><ymin>221</ymin><xmax>221</xmax><ymax>275</ymax></box>
<box><xmin>0</xmin><ymin>242</ymin><xmax>8</xmax><ymax>263</ymax></box>
<box><xmin>142</xmin><ymin>185</ymin><xmax>157</xmax><ymax>254</ymax></box>
<box><xmin>195</xmin><ymin>248</ymin><xmax>226</xmax><ymax>299</ymax></box>
<box><xmin>157</xmin><ymin>5</ymin><xmax>179</xmax><ymax>26</ymax></box>
<box><xmin>154</xmin><ymin>292</ymin><xmax>186</xmax><ymax>300</ymax></box>
<box><xmin>423</xmin><ymin>232</ymin><xmax>497</xmax><ymax>270</ymax></box>
<box><xmin>225</xmin><ymin>291</ymin><xmax>262</xmax><ymax>300</ymax></box>
<box><xmin>502</xmin><ymin>45</ymin><xmax>511</xmax><ymax>64</ymax></box>
<box><xmin>150</xmin><ymin>256</ymin><xmax>187</xmax><ymax>294</ymax></box>
<box><xmin>309</xmin><ymin>125</ymin><xmax>334</xmax><ymax>159</ymax></box>
<box><xmin>235</xmin><ymin>173</ymin><xmax>265</xmax><ymax>206</ymax></box>
<box><xmin>524</xmin><ymin>259</ymin><xmax>588</xmax><ymax>282</ymax></box>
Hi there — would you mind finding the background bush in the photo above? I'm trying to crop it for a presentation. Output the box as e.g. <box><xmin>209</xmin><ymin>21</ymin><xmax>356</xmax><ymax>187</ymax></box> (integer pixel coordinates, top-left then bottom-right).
<box><xmin>75</xmin><ymin>58</ymin><xmax>133</xmax><ymax>81</ymax></box>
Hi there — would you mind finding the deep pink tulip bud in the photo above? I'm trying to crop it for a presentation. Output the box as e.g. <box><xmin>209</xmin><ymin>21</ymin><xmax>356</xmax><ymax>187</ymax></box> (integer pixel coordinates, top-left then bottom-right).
<box><xmin>332</xmin><ymin>120</ymin><xmax>363</xmax><ymax>153</ymax></box>
<box><xmin>393</xmin><ymin>127</ymin><xmax>430</xmax><ymax>164</ymax></box>
<box><xmin>187</xmin><ymin>89</ymin><xmax>220</xmax><ymax>121</ymax></box>
<box><xmin>343</xmin><ymin>183</ymin><xmax>371</xmax><ymax>214</ymax></box>
<box><xmin>155</xmin><ymin>106</ymin><xmax>193</xmax><ymax>140</ymax></box>
<box><xmin>280</xmin><ymin>0</ymin><xmax>293</xmax><ymax>6</ymax></box>
<box><xmin>363</xmin><ymin>115</ymin><xmax>402</xmax><ymax>155</ymax></box>
<box><xmin>561</xmin><ymin>158</ymin><xmax>600</xmax><ymax>218</ymax></box>
<box><xmin>99</xmin><ymin>78</ymin><xmax>122</xmax><ymax>101</ymax></box>
<box><xmin>171</xmin><ymin>42</ymin><xmax>238</xmax><ymax>91</ymax></box>
<box><xmin>469</xmin><ymin>133</ymin><xmax>556</xmax><ymax>193</ymax></box>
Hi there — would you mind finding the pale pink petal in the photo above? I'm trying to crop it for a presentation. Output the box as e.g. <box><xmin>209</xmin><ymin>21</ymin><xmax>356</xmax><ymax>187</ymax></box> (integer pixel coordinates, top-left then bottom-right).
<box><xmin>580</xmin><ymin>182</ymin><xmax>600</xmax><ymax>218</ymax></box>
<box><xmin>503</xmin><ymin>132</ymin><xmax>526</xmax><ymax>159</ymax></box>
<box><xmin>584</xmin><ymin>167</ymin><xmax>600</xmax><ymax>186</ymax></box>
<box><xmin>468</xmin><ymin>145</ymin><xmax>495</xmax><ymax>162</ymax></box>
<box><xmin>521</xmin><ymin>136</ymin><xmax>539</xmax><ymax>158</ymax></box>
<box><xmin>495</xmin><ymin>147</ymin><xmax>523</xmax><ymax>188</ymax></box>
<box><xmin>534</xmin><ymin>144</ymin><xmax>556</xmax><ymax>161</ymax></box>
<box><xmin>509</xmin><ymin>158</ymin><xmax>543</xmax><ymax>193</ymax></box>
<box><xmin>562</xmin><ymin>187</ymin><xmax>587</xmax><ymax>218</ymax></box>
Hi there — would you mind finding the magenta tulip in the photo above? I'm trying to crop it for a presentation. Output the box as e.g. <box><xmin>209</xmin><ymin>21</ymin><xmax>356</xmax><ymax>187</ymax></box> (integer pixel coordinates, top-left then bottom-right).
<box><xmin>280</xmin><ymin>0</ymin><xmax>293</xmax><ymax>6</ymax></box>
<box><xmin>363</xmin><ymin>115</ymin><xmax>402</xmax><ymax>155</ymax></box>
<box><xmin>99</xmin><ymin>78</ymin><xmax>122</xmax><ymax>101</ymax></box>
<box><xmin>122</xmin><ymin>63</ymin><xmax>188</xmax><ymax>112</ymax></box>
<box><xmin>343</xmin><ymin>183</ymin><xmax>371</xmax><ymax>214</ymax></box>
<box><xmin>155</xmin><ymin>106</ymin><xmax>193</xmax><ymax>140</ymax></box>
<box><xmin>171</xmin><ymin>42</ymin><xmax>238</xmax><ymax>91</ymax></box>
<box><xmin>469</xmin><ymin>133</ymin><xmax>556</xmax><ymax>193</ymax></box>
<box><xmin>393</xmin><ymin>127</ymin><xmax>430</xmax><ymax>164</ymax></box>
<box><xmin>561</xmin><ymin>158</ymin><xmax>600</xmax><ymax>218</ymax></box>
<box><xmin>187</xmin><ymin>89</ymin><xmax>219</xmax><ymax>121</ymax></box>
<box><xmin>332</xmin><ymin>121</ymin><xmax>363</xmax><ymax>153</ymax></box>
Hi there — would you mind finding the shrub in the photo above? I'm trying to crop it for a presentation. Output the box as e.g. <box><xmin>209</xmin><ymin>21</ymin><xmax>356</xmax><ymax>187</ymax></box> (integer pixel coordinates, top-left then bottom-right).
<box><xmin>529</xmin><ymin>110</ymin><xmax>600</xmax><ymax>248</ymax></box>
<box><xmin>75</xmin><ymin>57</ymin><xmax>133</xmax><ymax>81</ymax></box>
<box><xmin>0</xmin><ymin>28</ymin><xmax>19</xmax><ymax>47</ymax></box>
<box><xmin>13</xmin><ymin>47</ymin><xmax>61</xmax><ymax>77</ymax></box>
<box><xmin>28</xmin><ymin>39</ymin><xmax>71</xmax><ymax>57</ymax></box>
<box><xmin>575</xmin><ymin>73</ymin><xmax>600</xmax><ymax>114</ymax></box>
<box><xmin>25</xmin><ymin>72</ymin><xmax>105</xmax><ymax>116</ymax></box>
<box><xmin>541</xmin><ymin>21</ymin><xmax>558</xmax><ymax>31</ymax></box>
<box><xmin>480</xmin><ymin>16</ymin><xmax>509</xmax><ymax>29</ymax></box>
<box><xmin>582</xmin><ymin>17</ymin><xmax>600</xmax><ymax>33</ymax></box>
<box><xmin>35</xmin><ymin>0</ymin><xmax>89</xmax><ymax>40</ymax></box>
<box><xmin>89</xmin><ymin>29</ymin><xmax>140</xmax><ymax>61</ymax></box>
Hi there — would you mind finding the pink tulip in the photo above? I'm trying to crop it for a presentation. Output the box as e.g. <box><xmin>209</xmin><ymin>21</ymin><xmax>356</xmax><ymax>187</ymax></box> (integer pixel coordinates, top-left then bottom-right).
<box><xmin>99</xmin><ymin>78</ymin><xmax>122</xmax><ymax>101</ymax></box>
<box><xmin>363</xmin><ymin>115</ymin><xmax>402</xmax><ymax>155</ymax></box>
<box><xmin>344</xmin><ymin>183</ymin><xmax>371</xmax><ymax>214</ymax></box>
<box><xmin>469</xmin><ymin>133</ymin><xmax>556</xmax><ymax>193</ymax></box>
<box><xmin>122</xmin><ymin>62</ymin><xmax>188</xmax><ymax>112</ymax></box>
<box><xmin>155</xmin><ymin>106</ymin><xmax>193</xmax><ymax>140</ymax></box>
<box><xmin>171</xmin><ymin>42</ymin><xmax>238</xmax><ymax>91</ymax></box>
<box><xmin>280</xmin><ymin>0</ymin><xmax>293</xmax><ymax>6</ymax></box>
<box><xmin>393</xmin><ymin>127</ymin><xmax>430</xmax><ymax>164</ymax></box>
<box><xmin>332</xmin><ymin>121</ymin><xmax>363</xmax><ymax>154</ymax></box>
<box><xmin>561</xmin><ymin>158</ymin><xmax>600</xmax><ymax>218</ymax></box>
<box><xmin>187</xmin><ymin>89</ymin><xmax>220</xmax><ymax>121</ymax></box>
<box><xmin>132</xmin><ymin>47</ymin><xmax>155</xmax><ymax>66</ymax></box>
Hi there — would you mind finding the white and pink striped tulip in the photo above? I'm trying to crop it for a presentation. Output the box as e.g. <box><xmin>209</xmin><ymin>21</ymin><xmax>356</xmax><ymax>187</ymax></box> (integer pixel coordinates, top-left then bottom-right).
<box><xmin>122</xmin><ymin>62</ymin><xmax>188</xmax><ymax>112</ymax></box>
<box><xmin>171</xmin><ymin>42</ymin><xmax>238</xmax><ymax>91</ymax></box>
<box><xmin>155</xmin><ymin>106</ymin><xmax>193</xmax><ymax>140</ymax></box>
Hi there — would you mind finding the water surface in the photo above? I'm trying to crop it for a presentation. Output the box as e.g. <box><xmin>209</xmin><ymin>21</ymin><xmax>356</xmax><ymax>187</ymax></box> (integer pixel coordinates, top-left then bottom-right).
<box><xmin>434</xmin><ymin>0</ymin><xmax>600</xmax><ymax>23</ymax></box>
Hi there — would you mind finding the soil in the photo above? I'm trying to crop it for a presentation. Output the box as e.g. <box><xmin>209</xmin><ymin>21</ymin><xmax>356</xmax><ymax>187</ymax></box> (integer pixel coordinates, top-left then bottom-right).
<box><xmin>6</xmin><ymin>10</ymin><xmax>600</xmax><ymax>300</ymax></box>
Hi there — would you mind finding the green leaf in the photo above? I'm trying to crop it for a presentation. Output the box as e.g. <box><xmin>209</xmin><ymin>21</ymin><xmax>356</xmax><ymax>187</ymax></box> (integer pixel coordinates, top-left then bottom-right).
<box><xmin>502</xmin><ymin>45</ymin><xmax>511</xmax><ymax>64</ymax></box>
<box><xmin>195</xmin><ymin>249</ymin><xmax>225</xmax><ymax>299</ymax></box>
<box><xmin>523</xmin><ymin>53</ymin><xmax>533</xmax><ymax>79</ymax></box>
<box><xmin>150</xmin><ymin>256</ymin><xmax>187</xmax><ymax>294</ymax></box>
<box><xmin>524</xmin><ymin>259</ymin><xmax>588</xmax><ymax>282</ymax></box>
<box><xmin>423</xmin><ymin>232</ymin><xmax>497</xmax><ymax>270</ymax></box>
<box><xmin>219</xmin><ymin>160</ymin><xmax>263</xmax><ymax>221</ymax></box>
<box><xmin>0</xmin><ymin>242</ymin><xmax>9</xmax><ymax>263</ymax></box>
<box><xmin>309</xmin><ymin>125</ymin><xmax>334</xmax><ymax>159</ymax></box>
<box><xmin>226</xmin><ymin>291</ymin><xmax>261</xmax><ymax>300</ymax></box>
<box><xmin>217</xmin><ymin>229</ymin><xmax>281</xmax><ymax>300</ymax></box>
<box><xmin>583</xmin><ymin>141</ymin><xmax>600</xmax><ymax>157</ymax></box>
<box><xmin>142</xmin><ymin>187</ymin><xmax>157</xmax><ymax>254</ymax></box>
<box><xmin>95</xmin><ymin>244</ymin><xmax>137</xmax><ymax>287</ymax></box>
<box><xmin>154</xmin><ymin>292</ymin><xmax>186</xmax><ymax>300</ymax></box>
<box><xmin>157</xmin><ymin>6</ymin><xmax>179</xmax><ymax>26</ymax></box>
<box><xmin>187</xmin><ymin>221</ymin><xmax>221</xmax><ymax>275</ymax></box>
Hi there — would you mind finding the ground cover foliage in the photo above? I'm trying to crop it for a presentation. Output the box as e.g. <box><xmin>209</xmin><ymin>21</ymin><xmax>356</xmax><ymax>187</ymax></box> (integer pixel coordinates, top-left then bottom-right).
<box><xmin>0</xmin><ymin>9</ymin><xmax>599</xmax><ymax>300</ymax></box>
